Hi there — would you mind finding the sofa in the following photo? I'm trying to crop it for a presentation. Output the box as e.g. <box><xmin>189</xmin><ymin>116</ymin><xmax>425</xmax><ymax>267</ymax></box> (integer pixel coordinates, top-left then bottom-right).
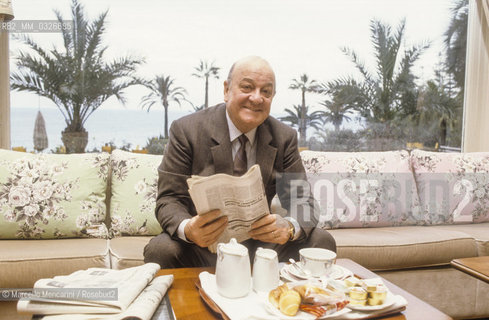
<box><xmin>1</xmin><ymin>148</ymin><xmax>488</xmax><ymax>318</ymax></box>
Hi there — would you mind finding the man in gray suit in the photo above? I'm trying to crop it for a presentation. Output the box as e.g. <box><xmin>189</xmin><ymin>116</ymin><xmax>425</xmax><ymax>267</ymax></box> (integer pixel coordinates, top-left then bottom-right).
<box><xmin>144</xmin><ymin>56</ymin><xmax>336</xmax><ymax>268</ymax></box>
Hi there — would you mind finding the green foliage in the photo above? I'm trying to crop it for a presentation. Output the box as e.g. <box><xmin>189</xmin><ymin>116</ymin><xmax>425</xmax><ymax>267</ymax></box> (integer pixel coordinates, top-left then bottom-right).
<box><xmin>279</xmin><ymin>104</ymin><xmax>322</xmax><ymax>145</ymax></box>
<box><xmin>86</xmin><ymin>141</ymin><xmax>132</xmax><ymax>153</ymax></box>
<box><xmin>289</xmin><ymin>74</ymin><xmax>320</xmax><ymax>146</ymax></box>
<box><xmin>144</xmin><ymin>135</ymin><xmax>168</xmax><ymax>155</ymax></box>
<box><xmin>318</xmin><ymin>88</ymin><xmax>355</xmax><ymax>132</ymax></box>
<box><xmin>50</xmin><ymin>145</ymin><xmax>66</xmax><ymax>154</ymax></box>
<box><xmin>445</xmin><ymin>0</ymin><xmax>468</xmax><ymax>91</ymax></box>
<box><xmin>324</xmin><ymin>19</ymin><xmax>429</xmax><ymax>125</ymax></box>
<box><xmin>140</xmin><ymin>75</ymin><xmax>188</xmax><ymax>139</ymax></box>
<box><xmin>10</xmin><ymin>0</ymin><xmax>143</xmax><ymax>134</ymax></box>
<box><xmin>311</xmin><ymin>129</ymin><xmax>363</xmax><ymax>151</ymax></box>
<box><xmin>192</xmin><ymin>60</ymin><xmax>220</xmax><ymax>109</ymax></box>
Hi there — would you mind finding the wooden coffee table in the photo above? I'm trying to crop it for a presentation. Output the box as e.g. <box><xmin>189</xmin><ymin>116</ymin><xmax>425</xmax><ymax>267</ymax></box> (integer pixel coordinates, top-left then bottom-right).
<box><xmin>157</xmin><ymin>258</ymin><xmax>452</xmax><ymax>320</ymax></box>
<box><xmin>451</xmin><ymin>256</ymin><xmax>489</xmax><ymax>284</ymax></box>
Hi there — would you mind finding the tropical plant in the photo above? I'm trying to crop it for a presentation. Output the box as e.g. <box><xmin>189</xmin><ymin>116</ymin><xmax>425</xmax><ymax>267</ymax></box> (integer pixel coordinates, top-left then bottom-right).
<box><xmin>144</xmin><ymin>135</ymin><xmax>167</xmax><ymax>155</ymax></box>
<box><xmin>445</xmin><ymin>0</ymin><xmax>468</xmax><ymax>91</ymax></box>
<box><xmin>192</xmin><ymin>104</ymin><xmax>205</xmax><ymax>112</ymax></box>
<box><xmin>289</xmin><ymin>74</ymin><xmax>319</xmax><ymax>146</ymax></box>
<box><xmin>318</xmin><ymin>86</ymin><xmax>356</xmax><ymax>132</ymax></box>
<box><xmin>192</xmin><ymin>59</ymin><xmax>220</xmax><ymax>109</ymax></box>
<box><xmin>140</xmin><ymin>75</ymin><xmax>188</xmax><ymax>139</ymax></box>
<box><xmin>10</xmin><ymin>0</ymin><xmax>143</xmax><ymax>153</ymax></box>
<box><xmin>278</xmin><ymin>104</ymin><xmax>323</xmax><ymax>144</ymax></box>
<box><xmin>313</xmin><ymin>129</ymin><xmax>363</xmax><ymax>152</ymax></box>
<box><xmin>319</xmin><ymin>100</ymin><xmax>353</xmax><ymax>132</ymax></box>
<box><xmin>416</xmin><ymin>73</ymin><xmax>461</xmax><ymax>147</ymax></box>
<box><xmin>325</xmin><ymin>19</ymin><xmax>429</xmax><ymax>126</ymax></box>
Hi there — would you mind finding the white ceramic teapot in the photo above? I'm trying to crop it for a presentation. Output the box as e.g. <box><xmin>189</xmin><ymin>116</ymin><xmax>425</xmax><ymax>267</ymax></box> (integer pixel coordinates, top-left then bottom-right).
<box><xmin>215</xmin><ymin>238</ymin><xmax>251</xmax><ymax>298</ymax></box>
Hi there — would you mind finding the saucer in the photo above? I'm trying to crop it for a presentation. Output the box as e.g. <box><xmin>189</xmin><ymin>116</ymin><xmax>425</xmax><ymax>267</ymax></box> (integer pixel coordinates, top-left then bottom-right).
<box><xmin>281</xmin><ymin>264</ymin><xmax>353</xmax><ymax>280</ymax></box>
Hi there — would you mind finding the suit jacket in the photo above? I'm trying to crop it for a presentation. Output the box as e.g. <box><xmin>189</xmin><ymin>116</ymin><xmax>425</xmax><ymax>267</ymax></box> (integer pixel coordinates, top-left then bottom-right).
<box><xmin>155</xmin><ymin>103</ymin><xmax>318</xmax><ymax>239</ymax></box>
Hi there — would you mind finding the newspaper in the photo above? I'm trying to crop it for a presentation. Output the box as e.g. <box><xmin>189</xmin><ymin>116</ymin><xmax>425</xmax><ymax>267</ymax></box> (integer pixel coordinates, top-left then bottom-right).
<box><xmin>17</xmin><ymin>263</ymin><xmax>174</xmax><ymax>320</ymax></box>
<box><xmin>187</xmin><ymin>164</ymin><xmax>270</xmax><ymax>253</ymax></box>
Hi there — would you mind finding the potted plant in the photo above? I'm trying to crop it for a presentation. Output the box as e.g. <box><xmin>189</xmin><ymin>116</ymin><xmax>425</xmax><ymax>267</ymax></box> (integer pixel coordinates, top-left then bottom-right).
<box><xmin>11</xmin><ymin>0</ymin><xmax>143</xmax><ymax>153</ymax></box>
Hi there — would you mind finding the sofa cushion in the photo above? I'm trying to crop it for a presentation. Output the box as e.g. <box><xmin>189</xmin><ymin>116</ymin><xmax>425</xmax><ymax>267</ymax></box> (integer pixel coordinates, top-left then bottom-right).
<box><xmin>109</xmin><ymin>150</ymin><xmax>163</xmax><ymax>236</ymax></box>
<box><xmin>411</xmin><ymin>150</ymin><xmax>489</xmax><ymax>225</ymax></box>
<box><xmin>430</xmin><ymin>223</ymin><xmax>489</xmax><ymax>256</ymax></box>
<box><xmin>0</xmin><ymin>238</ymin><xmax>110</xmax><ymax>287</ymax></box>
<box><xmin>108</xmin><ymin>236</ymin><xmax>149</xmax><ymax>269</ymax></box>
<box><xmin>329</xmin><ymin>226</ymin><xmax>477</xmax><ymax>271</ymax></box>
<box><xmin>301</xmin><ymin>150</ymin><xmax>423</xmax><ymax>228</ymax></box>
<box><xmin>0</xmin><ymin>150</ymin><xmax>109</xmax><ymax>239</ymax></box>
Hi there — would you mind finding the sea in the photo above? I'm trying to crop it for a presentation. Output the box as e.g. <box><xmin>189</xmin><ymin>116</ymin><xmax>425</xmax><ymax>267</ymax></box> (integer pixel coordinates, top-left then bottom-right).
<box><xmin>10</xmin><ymin>107</ymin><xmax>357</xmax><ymax>152</ymax></box>
<box><xmin>11</xmin><ymin>107</ymin><xmax>302</xmax><ymax>152</ymax></box>
<box><xmin>10</xmin><ymin>107</ymin><xmax>193</xmax><ymax>152</ymax></box>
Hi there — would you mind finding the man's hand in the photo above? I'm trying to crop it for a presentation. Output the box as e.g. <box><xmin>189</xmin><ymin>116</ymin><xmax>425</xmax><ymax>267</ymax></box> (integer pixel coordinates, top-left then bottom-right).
<box><xmin>248</xmin><ymin>214</ymin><xmax>290</xmax><ymax>245</ymax></box>
<box><xmin>184</xmin><ymin>209</ymin><xmax>228</xmax><ymax>248</ymax></box>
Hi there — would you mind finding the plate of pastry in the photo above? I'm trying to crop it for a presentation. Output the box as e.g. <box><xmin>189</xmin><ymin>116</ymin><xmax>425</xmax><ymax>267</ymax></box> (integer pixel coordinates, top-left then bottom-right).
<box><xmin>266</xmin><ymin>282</ymin><xmax>351</xmax><ymax>319</ymax></box>
<box><xmin>345</xmin><ymin>278</ymin><xmax>396</xmax><ymax>311</ymax></box>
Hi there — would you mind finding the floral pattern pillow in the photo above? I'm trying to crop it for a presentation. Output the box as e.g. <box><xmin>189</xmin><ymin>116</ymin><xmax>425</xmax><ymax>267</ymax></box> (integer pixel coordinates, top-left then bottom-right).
<box><xmin>300</xmin><ymin>150</ymin><xmax>423</xmax><ymax>229</ymax></box>
<box><xmin>109</xmin><ymin>150</ymin><xmax>163</xmax><ymax>237</ymax></box>
<box><xmin>411</xmin><ymin>150</ymin><xmax>489</xmax><ymax>224</ymax></box>
<box><xmin>0</xmin><ymin>150</ymin><xmax>109</xmax><ymax>239</ymax></box>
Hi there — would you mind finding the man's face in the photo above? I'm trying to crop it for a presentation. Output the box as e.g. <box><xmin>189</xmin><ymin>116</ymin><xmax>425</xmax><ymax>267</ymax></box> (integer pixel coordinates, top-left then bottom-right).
<box><xmin>224</xmin><ymin>59</ymin><xmax>275</xmax><ymax>133</ymax></box>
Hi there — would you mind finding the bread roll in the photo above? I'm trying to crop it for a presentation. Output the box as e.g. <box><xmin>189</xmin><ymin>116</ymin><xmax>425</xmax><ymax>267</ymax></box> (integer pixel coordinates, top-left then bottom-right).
<box><xmin>279</xmin><ymin>290</ymin><xmax>301</xmax><ymax>316</ymax></box>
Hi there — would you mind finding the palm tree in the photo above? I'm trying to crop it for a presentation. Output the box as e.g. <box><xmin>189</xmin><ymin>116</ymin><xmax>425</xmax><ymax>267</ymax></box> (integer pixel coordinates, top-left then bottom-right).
<box><xmin>279</xmin><ymin>104</ymin><xmax>323</xmax><ymax>144</ymax></box>
<box><xmin>192</xmin><ymin>60</ymin><xmax>220</xmax><ymax>109</ymax></box>
<box><xmin>325</xmin><ymin>19</ymin><xmax>429</xmax><ymax>125</ymax></box>
<box><xmin>416</xmin><ymin>71</ymin><xmax>461</xmax><ymax>147</ymax></box>
<box><xmin>192</xmin><ymin>104</ymin><xmax>205</xmax><ymax>112</ymax></box>
<box><xmin>10</xmin><ymin>0</ymin><xmax>143</xmax><ymax>153</ymax></box>
<box><xmin>319</xmin><ymin>100</ymin><xmax>353</xmax><ymax>132</ymax></box>
<box><xmin>445</xmin><ymin>0</ymin><xmax>468</xmax><ymax>91</ymax></box>
<box><xmin>289</xmin><ymin>74</ymin><xmax>319</xmax><ymax>146</ymax></box>
<box><xmin>318</xmin><ymin>84</ymin><xmax>358</xmax><ymax>132</ymax></box>
<box><xmin>141</xmin><ymin>75</ymin><xmax>188</xmax><ymax>139</ymax></box>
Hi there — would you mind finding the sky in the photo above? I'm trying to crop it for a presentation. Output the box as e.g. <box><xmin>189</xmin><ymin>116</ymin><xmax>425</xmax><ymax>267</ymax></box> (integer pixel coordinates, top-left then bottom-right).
<box><xmin>8</xmin><ymin>0</ymin><xmax>454</xmax><ymax>116</ymax></box>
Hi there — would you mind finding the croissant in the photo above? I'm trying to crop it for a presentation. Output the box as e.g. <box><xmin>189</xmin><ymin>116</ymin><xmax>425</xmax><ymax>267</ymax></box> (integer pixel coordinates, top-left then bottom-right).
<box><xmin>278</xmin><ymin>290</ymin><xmax>301</xmax><ymax>316</ymax></box>
<box><xmin>268</xmin><ymin>283</ymin><xmax>289</xmax><ymax>308</ymax></box>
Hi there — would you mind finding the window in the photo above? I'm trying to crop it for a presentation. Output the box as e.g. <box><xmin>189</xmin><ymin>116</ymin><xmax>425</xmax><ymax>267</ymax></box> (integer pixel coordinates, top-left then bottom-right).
<box><xmin>3</xmin><ymin>0</ymin><xmax>475</xmax><ymax>153</ymax></box>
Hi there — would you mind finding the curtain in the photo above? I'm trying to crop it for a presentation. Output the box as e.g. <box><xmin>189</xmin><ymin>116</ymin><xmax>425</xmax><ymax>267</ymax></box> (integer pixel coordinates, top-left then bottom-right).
<box><xmin>462</xmin><ymin>0</ymin><xmax>489</xmax><ymax>152</ymax></box>
<box><xmin>0</xmin><ymin>17</ymin><xmax>11</xmax><ymax>149</ymax></box>
<box><xmin>482</xmin><ymin>0</ymin><xmax>489</xmax><ymax>27</ymax></box>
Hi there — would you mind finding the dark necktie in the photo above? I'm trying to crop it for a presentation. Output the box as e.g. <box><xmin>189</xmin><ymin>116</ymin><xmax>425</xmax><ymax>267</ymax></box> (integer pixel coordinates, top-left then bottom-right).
<box><xmin>233</xmin><ymin>134</ymin><xmax>248</xmax><ymax>176</ymax></box>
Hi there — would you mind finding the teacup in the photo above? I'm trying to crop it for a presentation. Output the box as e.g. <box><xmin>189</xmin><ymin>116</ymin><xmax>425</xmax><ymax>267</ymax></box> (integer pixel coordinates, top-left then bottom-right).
<box><xmin>299</xmin><ymin>248</ymin><xmax>336</xmax><ymax>277</ymax></box>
